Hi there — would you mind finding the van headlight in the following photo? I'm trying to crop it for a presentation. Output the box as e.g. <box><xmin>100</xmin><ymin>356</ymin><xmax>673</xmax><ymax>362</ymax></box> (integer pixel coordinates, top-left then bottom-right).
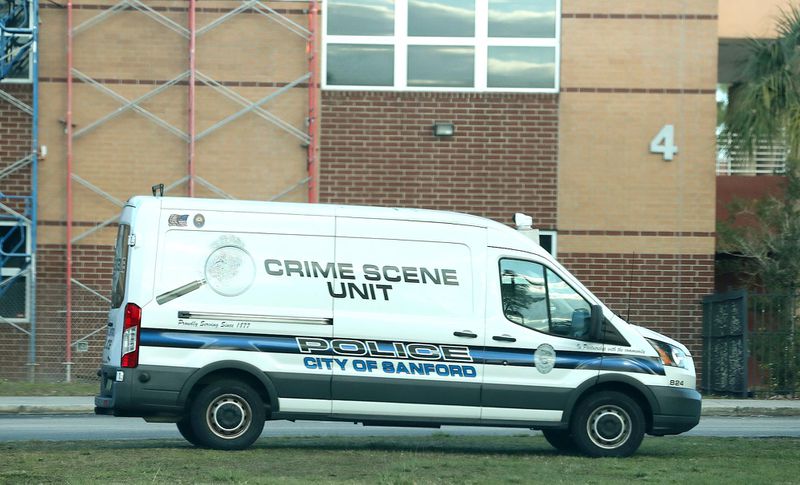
<box><xmin>646</xmin><ymin>338</ymin><xmax>688</xmax><ymax>370</ymax></box>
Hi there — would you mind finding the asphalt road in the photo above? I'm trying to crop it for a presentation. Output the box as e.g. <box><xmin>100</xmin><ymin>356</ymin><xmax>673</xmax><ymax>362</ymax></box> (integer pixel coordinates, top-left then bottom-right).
<box><xmin>1</xmin><ymin>415</ymin><xmax>799</xmax><ymax>442</ymax></box>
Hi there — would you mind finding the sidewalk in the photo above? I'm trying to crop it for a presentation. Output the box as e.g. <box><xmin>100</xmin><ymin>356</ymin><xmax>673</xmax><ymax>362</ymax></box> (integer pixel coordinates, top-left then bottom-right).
<box><xmin>1</xmin><ymin>396</ymin><xmax>799</xmax><ymax>416</ymax></box>
<box><xmin>0</xmin><ymin>396</ymin><xmax>94</xmax><ymax>415</ymax></box>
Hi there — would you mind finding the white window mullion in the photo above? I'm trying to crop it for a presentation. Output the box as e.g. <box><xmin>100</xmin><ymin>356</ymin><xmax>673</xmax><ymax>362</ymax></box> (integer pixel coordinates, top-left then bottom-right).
<box><xmin>321</xmin><ymin>1</ymin><xmax>329</xmax><ymax>89</ymax></box>
<box><xmin>554</xmin><ymin>0</ymin><xmax>562</xmax><ymax>92</ymax></box>
<box><xmin>402</xmin><ymin>37</ymin><xmax>474</xmax><ymax>46</ymax></box>
<box><xmin>395</xmin><ymin>0</ymin><xmax>409</xmax><ymax>89</ymax></box>
<box><xmin>474</xmin><ymin>0</ymin><xmax>488</xmax><ymax>90</ymax></box>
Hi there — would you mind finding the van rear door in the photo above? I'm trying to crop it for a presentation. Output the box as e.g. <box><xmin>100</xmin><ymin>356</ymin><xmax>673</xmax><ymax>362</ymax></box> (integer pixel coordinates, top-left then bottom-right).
<box><xmin>101</xmin><ymin>214</ymin><xmax>134</xmax><ymax>367</ymax></box>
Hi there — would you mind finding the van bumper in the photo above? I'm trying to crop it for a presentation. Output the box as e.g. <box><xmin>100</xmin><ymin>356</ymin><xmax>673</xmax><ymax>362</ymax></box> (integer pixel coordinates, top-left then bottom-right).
<box><xmin>649</xmin><ymin>386</ymin><xmax>702</xmax><ymax>435</ymax></box>
<box><xmin>94</xmin><ymin>364</ymin><xmax>192</xmax><ymax>419</ymax></box>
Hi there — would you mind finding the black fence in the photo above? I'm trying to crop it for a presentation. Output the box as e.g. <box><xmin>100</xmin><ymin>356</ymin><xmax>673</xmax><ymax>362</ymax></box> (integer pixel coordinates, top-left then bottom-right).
<box><xmin>702</xmin><ymin>290</ymin><xmax>799</xmax><ymax>397</ymax></box>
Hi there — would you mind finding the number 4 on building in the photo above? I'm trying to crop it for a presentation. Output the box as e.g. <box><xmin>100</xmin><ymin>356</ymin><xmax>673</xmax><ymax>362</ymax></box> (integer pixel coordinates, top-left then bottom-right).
<box><xmin>650</xmin><ymin>124</ymin><xmax>678</xmax><ymax>161</ymax></box>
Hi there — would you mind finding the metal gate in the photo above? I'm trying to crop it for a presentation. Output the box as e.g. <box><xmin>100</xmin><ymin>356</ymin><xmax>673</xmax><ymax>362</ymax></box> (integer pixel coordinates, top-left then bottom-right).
<box><xmin>701</xmin><ymin>290</ymin><xmax>748</xmax><ymax>396</ymax></box>
<box><xmin>703</xmin><ymin>290</ymin><xmax>800</xmax><ymax>397</ymax></box>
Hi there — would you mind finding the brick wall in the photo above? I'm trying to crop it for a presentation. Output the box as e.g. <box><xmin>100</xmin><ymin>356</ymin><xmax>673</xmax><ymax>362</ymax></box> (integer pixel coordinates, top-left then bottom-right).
<box><xmin>560</xmin><ymin>252</ymin><xmax>715</xmax><ymax>358</ymax></box>
<box><xmin>319</xmin><ymin>91</ymin><xmax>559</xmax><ymax>228</ymax></box>
<box><xmin>0</xmin><ymin>84</ymin><xmax>32</xmax><ymax>213</ymax></box>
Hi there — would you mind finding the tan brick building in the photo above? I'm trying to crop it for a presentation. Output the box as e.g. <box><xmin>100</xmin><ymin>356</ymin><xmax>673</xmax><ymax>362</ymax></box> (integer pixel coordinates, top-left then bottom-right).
<box><xmin>320</xmin><ymin>0</ymin><xmax>718</xmax><ymax>363</ymax></box>
<box><xmin>0</xmin><ymin>0</ymin><xmax>722</xmax><ymax>381</ymax></box>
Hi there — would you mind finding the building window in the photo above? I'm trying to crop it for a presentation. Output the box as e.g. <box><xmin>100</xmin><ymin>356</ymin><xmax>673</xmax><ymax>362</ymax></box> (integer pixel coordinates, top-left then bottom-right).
<box><xmin>0</xmin><ymin>0</ymin><xmax>34</xmax><ymax>83</ymax></box>
<box><xmin>537</xmin><ymin>230</ymin><xmax>557</xmax><ymax>257</ymax></box>
<box><xmin>323</xmin><ymin>0</ymin><xmax>560</xmax><ymax>92</ymax></box>
<box><xmin>0</xmin><ymin>222</ymin><xmax>31</xmax><ymax>322</ymax></box>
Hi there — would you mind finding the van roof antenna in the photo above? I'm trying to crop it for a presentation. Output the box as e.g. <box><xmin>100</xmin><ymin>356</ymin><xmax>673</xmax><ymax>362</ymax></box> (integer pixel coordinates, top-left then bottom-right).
<box><xmin>152</xmin><ymin>183</ymin><xmax>165</xmax><ymax>197</ymax></box>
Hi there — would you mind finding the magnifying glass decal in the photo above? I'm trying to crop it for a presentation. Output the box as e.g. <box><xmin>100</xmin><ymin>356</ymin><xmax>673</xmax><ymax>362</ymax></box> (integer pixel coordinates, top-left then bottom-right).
<box><xmin>156</xmin><ymin>245</ymin><xmax>256</xmax><ymax>305</ymax></box>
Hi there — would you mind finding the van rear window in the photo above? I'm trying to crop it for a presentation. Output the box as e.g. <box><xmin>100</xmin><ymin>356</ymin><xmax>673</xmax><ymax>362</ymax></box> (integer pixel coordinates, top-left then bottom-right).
<box><xmin>111</xmin><ymin>224</ymin><xmax>131</xmax><ymax>309</ymax></box>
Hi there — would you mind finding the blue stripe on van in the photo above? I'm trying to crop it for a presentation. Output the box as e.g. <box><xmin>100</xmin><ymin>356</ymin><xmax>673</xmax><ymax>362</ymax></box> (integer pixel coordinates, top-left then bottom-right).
<box><xmin>473</xmin><ymin>347</ymin><xmax>664</xmax><ymax>375</ymax></box>
<box><xmin>139</xmin><ymin>328</ymin><xmax>665</xmax><ymax>375</ymax></box>
<box><xmin>598</xmin><ymin>354</ymin><xmax>666</xmax><ymax>375</ymax></box>
<box><xmin>139</xmin><ymin>330</ymin><xmax>301</xmax><ymax>354</ymax></box>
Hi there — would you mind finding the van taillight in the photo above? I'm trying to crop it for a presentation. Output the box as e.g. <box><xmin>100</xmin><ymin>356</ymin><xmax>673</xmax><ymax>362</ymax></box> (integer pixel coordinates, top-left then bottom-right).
<box><xmin>121</xmin><ymin>303</ymin><xmax>142</xmax><ymax>368</ymax></box>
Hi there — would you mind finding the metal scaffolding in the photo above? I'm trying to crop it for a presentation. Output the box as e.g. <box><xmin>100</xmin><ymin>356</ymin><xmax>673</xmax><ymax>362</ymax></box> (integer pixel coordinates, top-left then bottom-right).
<box><xmin>0</xmin><ymin>0</ymin><xmax>39</xmax><ymax>381</ymax></box>
<box><xmin>64</xmin><ymin>0</ymin><xmax>319</xmax><ymax>380</ymax></box>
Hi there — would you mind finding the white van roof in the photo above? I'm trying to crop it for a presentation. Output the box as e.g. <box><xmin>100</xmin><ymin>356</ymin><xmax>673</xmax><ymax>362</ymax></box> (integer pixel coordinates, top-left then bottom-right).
<box><xmin>129</xmin><ymin>195</ymin><xmax>548</xmax><ymax>257</ymax></box>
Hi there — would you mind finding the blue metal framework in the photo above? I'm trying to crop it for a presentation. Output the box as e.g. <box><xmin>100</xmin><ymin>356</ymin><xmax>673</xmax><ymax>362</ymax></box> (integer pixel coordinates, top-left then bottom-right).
<box><xmin>0</xmin><ymin>0</ymin><xmax>38</xmax><ymax>380</ymax></box>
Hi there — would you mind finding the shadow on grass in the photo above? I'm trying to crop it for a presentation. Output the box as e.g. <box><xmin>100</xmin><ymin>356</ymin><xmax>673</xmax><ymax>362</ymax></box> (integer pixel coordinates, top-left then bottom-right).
<box><xmin>5</xmin><ymin>434</ymin><xmax>696</xmax><ymax>459</ymax></box>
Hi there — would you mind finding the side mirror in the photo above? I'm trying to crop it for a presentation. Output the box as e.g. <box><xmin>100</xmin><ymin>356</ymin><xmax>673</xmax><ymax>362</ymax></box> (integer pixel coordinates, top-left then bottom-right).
<box><xmin>590</xmin><ymin>304</ymin><xmax>603</xmax><ymax>341</ymax></box>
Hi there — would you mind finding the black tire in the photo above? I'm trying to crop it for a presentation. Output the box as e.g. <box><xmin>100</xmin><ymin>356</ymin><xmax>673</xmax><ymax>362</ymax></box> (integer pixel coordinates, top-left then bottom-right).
<box><xmin>570</xmin><ymin>391</ymin><xmax>645</xmax><ymax>458</ymax></box>
<box><xmin>542</xmin><ymin>429</ymin><xmax>576</xmax><ymax>452</ymax></box>
<box><xmin>189</xmin><ymin>380</ymin><xmax>265</xmax><ymax>450</ymax></box>
<box><xmin>176</xmin><ymin>418</ymin><xmax>202</xmax><ymax>446</ymax></box>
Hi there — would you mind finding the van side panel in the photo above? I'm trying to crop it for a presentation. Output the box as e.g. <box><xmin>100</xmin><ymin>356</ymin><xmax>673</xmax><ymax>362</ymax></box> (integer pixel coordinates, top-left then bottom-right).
<box><xmin>139</xmin><ymin>210</ymin><xmax>335</xmax><ymax>410</ymax></box>
<box><xmin>329</xmin><ymin>218</ymin><xmax>486</xmax><ymax>419</ymax></box>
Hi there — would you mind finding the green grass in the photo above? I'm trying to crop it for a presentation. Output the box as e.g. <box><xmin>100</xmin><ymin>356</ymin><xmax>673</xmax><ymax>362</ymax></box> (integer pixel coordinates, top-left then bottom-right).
<box><xmin>0</xmin><ymin>379</ymin><xmax>98</xmax><ymax>396</ymax></box>
<box><xmin>1</xmin><ymin>435</ymin><xmax>798</xmax><ymax>484</ymax></box>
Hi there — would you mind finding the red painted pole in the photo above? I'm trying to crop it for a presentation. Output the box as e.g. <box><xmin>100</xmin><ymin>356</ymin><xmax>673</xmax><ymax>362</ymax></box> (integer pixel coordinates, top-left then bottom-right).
<box><xmin>307</xmin><ymin>0</ymin><xmax>318</xmax><ymax>203</ymax></box>
<box><xmin>65</xmin><ymin>0</ymin><xmax>74</xmax><ymax>380</ymax></box>
<box><xmin>188</xmin><ymin>0</ymin><xmax>197</xmax><ymax>197</ymax></box>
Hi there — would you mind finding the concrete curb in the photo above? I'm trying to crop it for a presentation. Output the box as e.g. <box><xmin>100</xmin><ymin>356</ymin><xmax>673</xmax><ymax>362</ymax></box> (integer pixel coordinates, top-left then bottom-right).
<box><xmin>0</xmin><ymin>405</ymin><xmax>94</xmax><ymax>415</ymax></box>
<box><xmin>0</xmin><ymin>397</ymin><xmax>95</xmax><ymax>415</ymax></box>
<box><xmin>701</xmin><ymin>406</ymin><xmax>800</xmax><ymax>417</ymax></box>
<box><xmin>701</xmin><ymin>398</ymin><xmax>800</xmax><ymax>417</ymax></box>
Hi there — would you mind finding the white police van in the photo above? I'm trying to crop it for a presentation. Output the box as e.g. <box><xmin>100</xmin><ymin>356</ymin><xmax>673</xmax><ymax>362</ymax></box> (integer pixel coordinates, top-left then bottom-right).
<box><xmin>95</xmin><ymin>196</ymin><xmax>700</xmax><ymax>457</ymax></box>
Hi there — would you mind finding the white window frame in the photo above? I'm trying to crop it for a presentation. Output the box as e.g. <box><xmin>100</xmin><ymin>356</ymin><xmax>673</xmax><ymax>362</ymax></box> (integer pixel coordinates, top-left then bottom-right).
<box><xmin>0</xmin><ymin>33</ymin><xmax>33</xmax><ymax>84</ymax></box>
<box><xmin>1</xmin><ymin>0</ymin><xmax>34</xmax><ymax>84</ymax></box>
<box><xmin>323</xmin><ymin>0</ymin><xmax>561</xmax><ymax>93</ymax></box>
<box><xmin>539</xmin><ymin>230</ymin><xmax>557</xmax><ymax>257</ymax></box>
<box><xmin>0</xmin><ymin>221</ymin><xmax>31</xmax><ymax>323</ymax></box>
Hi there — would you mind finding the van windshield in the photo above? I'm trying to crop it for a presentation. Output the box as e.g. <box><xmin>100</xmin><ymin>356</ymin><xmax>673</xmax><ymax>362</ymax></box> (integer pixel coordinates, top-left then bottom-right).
<box><xmin>111</xmin><ymin>224</ymin><xmax>131</xmax><ymax>309</ymax></box>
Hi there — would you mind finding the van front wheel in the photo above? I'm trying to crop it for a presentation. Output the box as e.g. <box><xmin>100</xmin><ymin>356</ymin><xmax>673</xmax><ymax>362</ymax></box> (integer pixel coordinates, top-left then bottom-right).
<box><xmin>570</xmin><ymin>391</ymin><xmax>645</xmax><ymax>457</ymax></box>
<box><xmin>190</xmin><ymin>380</ymin><xmax>265</xmax><ymax>450</ymax></box>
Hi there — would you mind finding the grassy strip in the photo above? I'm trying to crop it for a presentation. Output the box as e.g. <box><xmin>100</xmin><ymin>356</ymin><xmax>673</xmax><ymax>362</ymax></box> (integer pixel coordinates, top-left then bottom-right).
<box><xmin>1</xmin><ymin>435</ymin><xmax>798</xmax><ymax>484</ymax></box>
<box><xmin>0</xmin><ymin>379</ymin><xmax>97</xmax><ymax>396</ymax></box>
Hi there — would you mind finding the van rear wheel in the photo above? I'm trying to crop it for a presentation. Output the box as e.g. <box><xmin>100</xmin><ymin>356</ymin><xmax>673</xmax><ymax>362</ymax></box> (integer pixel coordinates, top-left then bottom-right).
<box><xmin>176</xmin><ymin>417</ymin><xmax>201</xmax><ymax>446</ymax></box>
<box><xmin>542</xmin><ymin>429</ymin><xmax>576</xmax><ymax>452</ymax></box>
<box><xmin>570</xmin><ymin>391</ymin><xmax>645</xmax><ymax>457</ymax></box>
<box><xmin>189</xmin><ymin>380</ymin><xmax>265</xmax><ymax>450</ymax></box>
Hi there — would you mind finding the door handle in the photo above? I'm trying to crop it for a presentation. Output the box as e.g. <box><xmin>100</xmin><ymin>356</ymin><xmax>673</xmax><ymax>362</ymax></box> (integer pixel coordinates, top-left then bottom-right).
<box><xmin>492</xmin><ymin>334</ymin><xmax>517</xmax><ymax>343</ymax></box>
<box><xmin>453</xmin><ymin>330</ymin><xmax>478</xmax><ymax>338</ymax></box>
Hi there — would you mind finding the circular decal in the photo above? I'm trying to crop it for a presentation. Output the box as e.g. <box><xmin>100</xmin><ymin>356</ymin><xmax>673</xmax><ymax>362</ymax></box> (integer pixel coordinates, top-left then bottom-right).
<box><xmin>193</xmin><ymin>213</ymin><xmax>205</xmax><ymax>228</ymax></box>
<box><xmin>534</xmin><ymin>343</ymin><xmax>556</xmax><ymax>374</ymax></box>
<box><xmin>204</xmin><ymin>245</ymin><xmax>256</xmax><ymax>297</ymax></box>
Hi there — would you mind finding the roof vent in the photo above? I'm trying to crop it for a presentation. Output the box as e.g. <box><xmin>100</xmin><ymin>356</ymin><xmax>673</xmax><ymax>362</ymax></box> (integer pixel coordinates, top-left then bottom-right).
<box><xmin>513</xmin><ymin>213</ymin><xmax>539</xmax><ymax>245</ymax></box>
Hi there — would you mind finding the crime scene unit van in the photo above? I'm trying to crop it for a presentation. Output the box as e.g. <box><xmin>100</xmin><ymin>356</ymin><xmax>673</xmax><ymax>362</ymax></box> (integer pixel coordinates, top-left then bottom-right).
<box><xmin>95</xmin><ymin>196</ymin><xmax>701</xmax><ymax>457</ymax></box>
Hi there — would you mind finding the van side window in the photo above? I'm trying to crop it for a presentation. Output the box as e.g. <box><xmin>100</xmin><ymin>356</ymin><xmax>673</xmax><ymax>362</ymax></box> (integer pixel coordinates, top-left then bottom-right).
<box><xmin>500</xmin><ymin>258</ymin><xmax>593</xmax><ymax>340</ymax></box>
<box><xmin>111</xmin><ymin>224</ymin><xmax>131</xmax><ymax>309</ymax></box>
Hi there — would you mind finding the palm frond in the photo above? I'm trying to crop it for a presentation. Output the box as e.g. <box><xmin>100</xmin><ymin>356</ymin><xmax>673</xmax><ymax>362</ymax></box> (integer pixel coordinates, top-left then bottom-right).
<box><xmin>721</xmin><ymin>7</ymin><xmax>800</xmax><ymax>160</ymax></box>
